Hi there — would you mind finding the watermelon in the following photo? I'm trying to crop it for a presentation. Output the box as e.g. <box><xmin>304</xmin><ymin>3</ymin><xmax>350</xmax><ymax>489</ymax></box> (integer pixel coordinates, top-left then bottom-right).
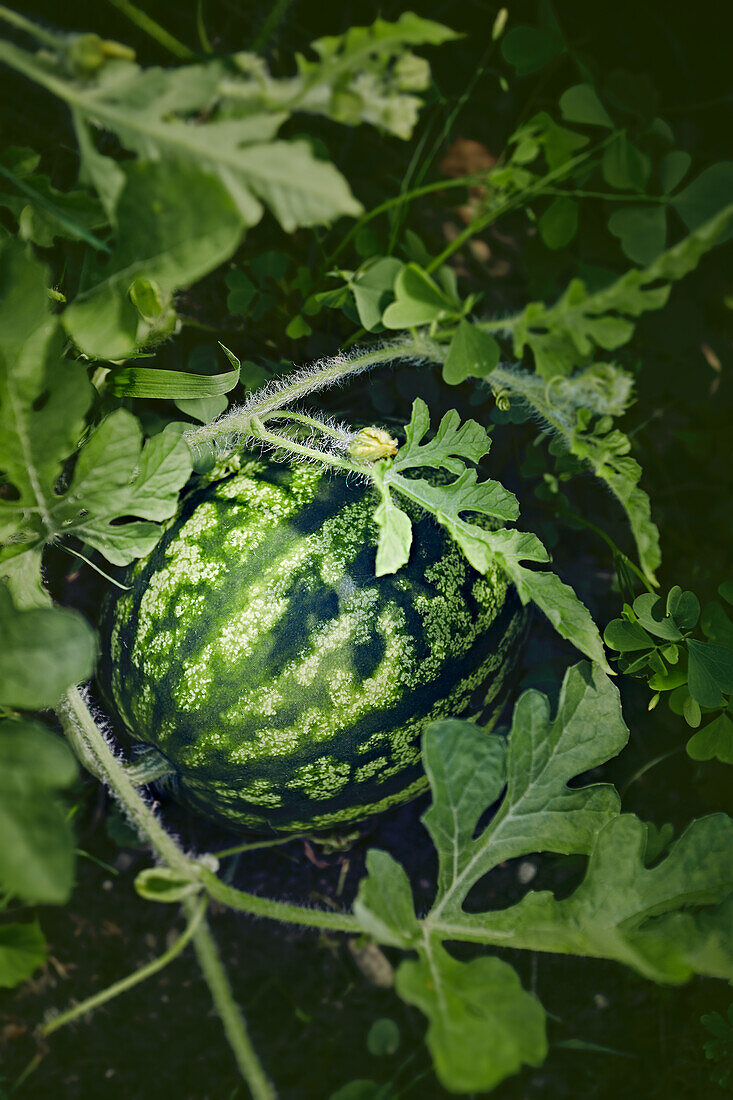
<box><xmin>101</xmin><ymin>454</ymin><xmax>528</xmax><ymax>834</ymax></box>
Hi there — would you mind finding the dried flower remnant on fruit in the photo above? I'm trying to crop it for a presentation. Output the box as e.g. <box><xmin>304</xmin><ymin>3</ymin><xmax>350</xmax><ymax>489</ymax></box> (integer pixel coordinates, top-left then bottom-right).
<box><xmin>349</xmin><ymin>427</ymin><xmax>399</xmax><ymax>462</ymax></box>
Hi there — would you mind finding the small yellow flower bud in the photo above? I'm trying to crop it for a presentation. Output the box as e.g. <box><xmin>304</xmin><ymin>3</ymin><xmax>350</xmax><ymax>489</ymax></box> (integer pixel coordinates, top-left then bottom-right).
<box><xmin>349</xmin><ymin>426</ymin><xmax>399</xmax><ymax>462</ymax></box>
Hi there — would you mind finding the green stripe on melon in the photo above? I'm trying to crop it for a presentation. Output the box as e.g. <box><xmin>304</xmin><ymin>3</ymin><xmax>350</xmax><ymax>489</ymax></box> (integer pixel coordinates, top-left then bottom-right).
<box><xmin>101</xmin><ymin>455</ymin><xmax>528</xmax><ymax>833</ymax></box>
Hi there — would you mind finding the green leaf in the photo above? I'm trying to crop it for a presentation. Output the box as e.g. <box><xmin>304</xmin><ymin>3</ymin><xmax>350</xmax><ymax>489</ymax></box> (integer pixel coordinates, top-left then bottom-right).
<box><xmin>702</xmin><ymin>602</ymin><xmax>733</xmax><ymax>647</ymax></box>
<box><xmin>604</xmin><ymin>618</ymin><xmax>655</xmax><ymax>652</ymax></box>
<box><xmin>350</xmin><ymin>257</ymin><xmax>402</xmax><ymax>331</ymax></box>
<box><xmin>0</xmin><ymin>147</ymin><xmax>107</xmax><ymax>249</ymax></box>
<box><xmin>519</xmin><ymin>112</ymin><xmax>588</xmax><ymax>172</ymax></box>
<box><xmin>381</xmin><ymin>263</ymin><xmax>460</xmax><ymax>328</ymax></box>
<box><xmin>395</xmin><ymin>946</ymin><xmax>547</xmax><ymax>1092</ymax></box>
<box><xmin>479</xmin><ymin>531</ymin><xmax>610</xmax><ymax>669</ymax></box>
<box><xmin>647</xmin><ymin>666</ymin><xmax>687</xmax><ymax>691</ymax></box>
<box><xmin>385</xmin><ymin>470</ymin><xmax>520</xmax><ymax>571</ymax></box>
<box><xmin>719</xmin><ymin>581</ymin><xmax>733</xmax><ymax>606</ymax></box>
<box><xmin>602</xmin><ymin>134</ymin><xmax>651</xmax><ymax>192</ymax></box>
<box><xmin>52</xmin><ymin>413</ymin><xmax>193</xmax><ymax>565</ymax></box>
<box><xmin>672</xmin><ymin>162</ymin><xmax>733</xmax><ymax>231</ymax></box>
<box><xmin>108</xmin><ymin>363</ymin><xmax>239</xmax><ymax>399</ymax></box>
<box><xmin>63</xmin><ymin>160</ymin><xmax>245</xmax><ymax>359</ymax></box>
<box><xmin>353</xmin><ymin>849</ymin><xmax>420</xmax><ymax>949</ymax></box>
<box><xmin>378</xmin><ymin>402</ymin><xmax>607</xmax><ymax>667</ymax></box>
<box><xmin>428</xmin><ymin>663</ymin><xmax>625</xmax><ymax>915</ymax></box>
<box><xmin>538</xmin><ymin>196</ymin><xmax>579</xmax><ymax>250</ymax></box>
<box><xmin>391</xmin><ymin>398</ymin><xmax>494</xmax><ymax>473</ymax></box>
<box><xmin>632</xmin><ymin>593</ymin><xmax>683</xmax><ymax>641</ymax></box>
<box><xmin>687</xmin><ymin>639</ymin><xmax>733</xmax><ymax>709</ymax></box>
<box><xmin>225</xmin><ymin>269</ymin><xmax>257</xmax><ymax>315</ymax></box>
<box><xmin>366</xmin><ymin>1018</ymin><xmax>400</xmax><ymax>1057</ymax></box>
<box><xmin>559</xmin><ymin>84</ymin><xmax>613</xmax><ymax>128</ymax></box>
<box><xmin>175</xmin><ymin>395</ymin><xmax>228</xmax><ymax>424</ymax></box>
<box><xmin>420</xmin><ymin>719</ymin><xmax>506</xmax><ymax>898</ymax></box>
<box><xmin>667</xmin><ymin>586</ymin><xmax>701</xmax><ymax>629</ymax></box>
<box><xmin>443</xmin><ymin>320</ymin><xmax>501</xmax><ymax>384</ymax></box>
<box><xmin>659</xmin><ymin>150</ymin><xmax>691</xmax><ymax>194</ymax></box>
<box><xmin>607</xmin><ymin>205</ymin><xmax>667</xmax><ymax>265</ymax></box>
<box><xmin>501</xmin><ymin>25</ymin><xmax>565</xmax><ymax>76</ymax></box>
<box><xmin>285</xmin><ymin>315</ymin><xmax>312</xmax><ymax>339</ymax></box>
<box><xmin>687</xmin><ymin>713</ymin><xmax>733</xmax><ymax>766</ymax></box>
<box><xmin>0</xmin><ymin>920</ymin><xmax>47</xmax><ymax>988</ymax></box>
<box><xmin>476</xmin><ymin>814</ymin><xmax>733</xmax><ymax>982</ymax></box>
<box><xmin>0</xmin><ymin>35</ymin><xmax>367</xmax><ymax>229</ymax></box>
<box><xmin>0</xmin><ymin>585</ymin><xmax>96</xmax><ymax>709</ymax></box>
<box><xmin>373</xmin><ymin>492</ymin><xmax>412</xmax><ymax>577</ymax></box>
<box><xmin>0</xmin><ymin>718</ymin><xmax>77</xmax><ymax>903</ymax></box>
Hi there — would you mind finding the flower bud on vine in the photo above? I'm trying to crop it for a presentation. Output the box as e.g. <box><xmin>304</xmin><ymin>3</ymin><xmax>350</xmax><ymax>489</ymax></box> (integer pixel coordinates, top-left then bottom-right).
<box><xmin>349</xmin><ymin>426</ymin><xmax>399</xmax><ymax>462</ymax></box>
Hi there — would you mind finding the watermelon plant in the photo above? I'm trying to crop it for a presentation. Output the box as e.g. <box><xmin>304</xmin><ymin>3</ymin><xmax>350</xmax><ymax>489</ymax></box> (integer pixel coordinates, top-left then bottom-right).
<box><xmin>1</xmin><ymin>2</ymin><xmax>732</xmax><ymax>1097</ymax></box>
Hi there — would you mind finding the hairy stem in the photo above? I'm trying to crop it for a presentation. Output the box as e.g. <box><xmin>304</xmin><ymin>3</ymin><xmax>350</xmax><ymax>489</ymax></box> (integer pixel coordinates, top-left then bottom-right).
<box><xmin>266</xmin><ymin>409</ymin><xmax>351</xmax><ymax>442</ymax></box>
<box><xmin>57</xmin><ymin>687</ymin><xmax>190</xmax><ymax>872</ymax></box>
<box><xmin>250</xmin><ymin>418</ymin><xmax>360</xmax><ymax>475</ymax></box>
<box><xmin>184</xmin><ymin>335</ymin><xmax>437</xmax><ymax>451</ymax></box>
<box><xmin>199</xmin><ymin>868</ymin><xmax>360</xmax><ymax>933</ymax></box>
<box><xmin>42</xmin><ymin>897</ymin><xmax>208</xmax><ymax>1037</ymax></box>
<box><xmin>187</xmin><ymin>898</ymin><xmax>277</xmax><ymax>1100</ymax></box>
<box><xmin>54</xmin><ymin>689</ymin><xmax>283</xmax><ymax>1093</ymax></box>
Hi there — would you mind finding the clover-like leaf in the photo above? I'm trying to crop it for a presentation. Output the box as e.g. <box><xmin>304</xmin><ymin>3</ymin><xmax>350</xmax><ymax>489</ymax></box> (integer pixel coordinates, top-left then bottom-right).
<box><xmin>381</xmin><ymin>264</ymin><xmax>461</xmax><ymax>328</ymax></box>
<box><xmin>442</xmin><ymin>320</ymin><xmax>501</xmax><ymax>384</ymax></box>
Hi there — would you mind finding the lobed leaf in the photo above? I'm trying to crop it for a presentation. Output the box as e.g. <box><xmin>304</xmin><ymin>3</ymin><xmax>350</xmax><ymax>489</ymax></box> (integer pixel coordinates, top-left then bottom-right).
<box><xmin>0</xmin><ymin>243</ymin><xmax>192</xmax><ymax>586</ymax></box>
<box><xmin>425</xmin><ymin>662</ymin><xmax>626</xmax><ymax>912</ymax></box>
<box><xmin>396</xmin><ymin>945</ymin><xmax>547</xmax><ymax>1092</ymax></box>
<box><xmin>372</xmin><ymin>400</ymin><xmax>607</xmax><ymax>666</ymax></box>
<box><xmin>393</xmin><ymin>397</ymin><xmax>493</xmax><ymax>472</ymax></box>
<box><xmin>0</xmin><ymin>13</ymin><xmax>452</xmax><ymax>238</ymax></box>
<box><xmin>63</xmin><ymin>160</ymin><xmax>245</xmax><ymax>359</ymax></box>
<box><xmin>465</xmin><ymin>814</ymin><xmax>733</xmax><ymax>983</ymax></box>
<box><xmin>506</xmin><ymin>205</ymin><xmax>733</xmax><ymax>380</ymax></box>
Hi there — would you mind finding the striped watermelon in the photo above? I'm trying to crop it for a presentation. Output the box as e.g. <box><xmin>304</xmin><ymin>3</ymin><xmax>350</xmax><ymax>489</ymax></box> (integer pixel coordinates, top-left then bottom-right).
<box><xmin>101</xmin><ymin>453</ymin><xmax>528</xmax><ymax>834</ymax></box>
